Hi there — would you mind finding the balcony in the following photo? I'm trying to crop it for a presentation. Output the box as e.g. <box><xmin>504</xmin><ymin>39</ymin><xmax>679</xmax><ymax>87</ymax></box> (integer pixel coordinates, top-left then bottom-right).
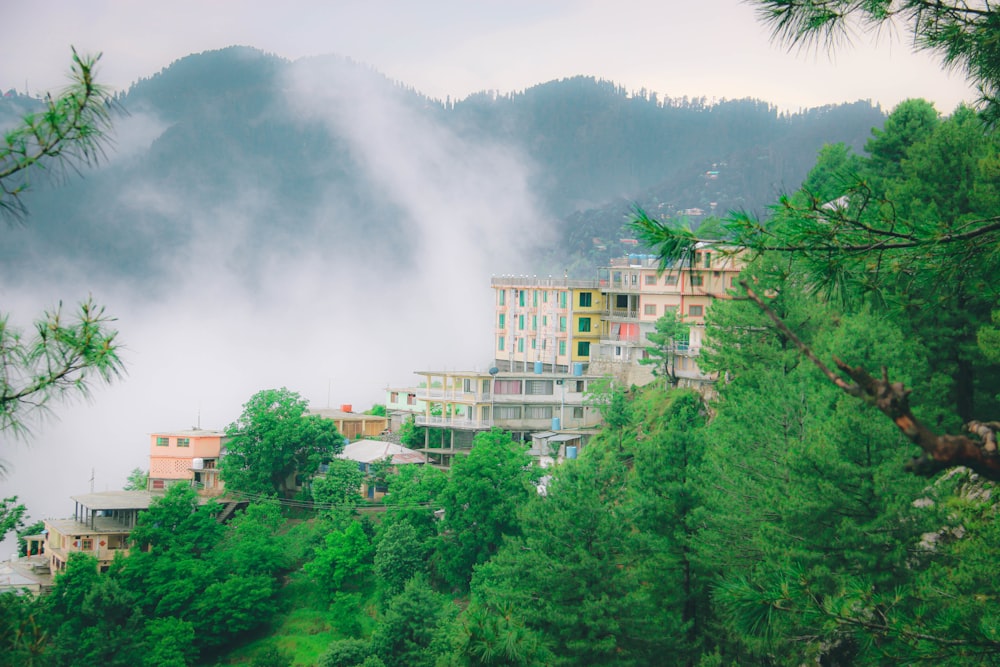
<box><xmin>415</xmin><ymin>415</ymin><xmax>493</xmax><ymax>430</ymax></box>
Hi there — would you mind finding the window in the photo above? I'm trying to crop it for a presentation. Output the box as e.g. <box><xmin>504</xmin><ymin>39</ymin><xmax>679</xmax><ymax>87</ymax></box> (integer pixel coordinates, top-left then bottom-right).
<box><xmin>518</xmin><ymin>338</ymin><xmax>525</xmax><ymax>352</ymax></box>
<box><xmin>543</xmin><ymin>291</ymin><xmax>548</xmax><ymax>303</ymax></box>
<box><xmin>572</xmin><ymin>406</ymin><xmax>584</xmax><ymax>419</ymax></box>
<box><xmin>532</xmin><ymin>315</ymin><xmax>537</xmax><ymax>330</ymax></box>
<box><xmin>631</xmin><ymin>274</ymin><xmax>638</xmax><ymax>286</ymax></box>
<box><xmin>152</xmin><ymin>479</ymin><xmax>165</xmax><ymax>489</ymax></box>
<box><xmin>498</xmin><ymin>335</ymin><xmax>505</xmax><ymax>351</ymax></box>
<box><xmin>644</xmin><ymin>304</ymin><xmax>657</xmax><ymax>316</ymax></box>
<box><xmin>518</xmin><ymin>315</ymin><xmax>525</xmax><ymax>330</ymax></box>
<box><xmin>498</xmin><ymin>313</ymin><xmax>505</xmax><ymax>329</ymax></box>
<box><xmin>407</xmin><ymin>394</ymin><xmax>416</xmax><ymax>405</ymax></box>
<box><xmin>519</xmin><ymin>290</ymin><xmax>526</xmax><ymax>307</ymax></box>
<box><xmin>525</xmin><ymin>380</ymin><xmax>554</xmax><ymax>395</ymax></box>
<box><xmin>730</xmin><ymin>276</ymin><xmax>738</xmax><ymax>287</ymax></box>
<box><xmin>156</xmin><ymin>436</ymin><xmax>170</xmax><ymax>446</ymax></box>
<box><xmin>494</xmin><ymin>406</ymin><xmax>522</xmax><ymax>419</ymax></box>
<box><xmin>542</xmin><ymin>315</ymin><xmax>547</xmax><ymax>327</ymax></box>
<box><xmin>81</xmin><ymin>538</ymin><xmax>93</xmax><ymax>551</ymax></box>
<box><xmin>578</xmin><ymin>317</ymin><xmax>591</xmax><ymax>333</ymax></box>
<box><xmin>525</xmin><ymin>406</ymin><xmax>554</xmax><ymax>419</ymax></box>
<box><xmin>390</xmin><ymin>392</ymin><xmax>398</xmax><ymax>402</ymax></box>
<box><xmin>577</xmin><ymin>341</ymin><xmax>591</xmax><ymax>357</ymax></box>
<box><xmin>531</xmin><ymin>339</ymin><xmax>537</xmax><ymax>349</ymax></box>
<box><xmin>542</xmin><ymin>339</ymin><xmax>547</xmax><ymax>350</ymax></box>
<box><xmin>463</xmin><ymin>379</ymin><xmax>472</xmax><ymax>393</ymax></box>
<box><xmin>499</xmin><ymin>290</ymin><xmax>506</xmax><ymax>306</ymax></box>
<box><xmin>645</xmin><ymin>274</ymin><xmax>657</xmax><ymax>285</ymax></box>
<box><xmin>688</xmin><ymin>305</ymin><xmax>704</xmax><ymax>317</ymax></box>
<box><xmin>559</xmin><ymin>316</ymin><xmax>567</xmax><ymax>332</ymax></box>
<box><xmin>494</xmin><ymin>380</ymin><xmax>522</xmax><ymax>394</ymax></box>
<box><xmin>690</xmin><ymin>275</ymin><xmax>704</xmax><ymax>287</ymax></box>
<box><xmin>177</xmin><ymin>438</ymin><xmax>190</xmax><ymax>447</ymax></box>
<box><xmin>533</xmin><ymin>291</ymin><xmax>538</xmax><ymax>307</ymax></box>
<box><xmin>559</xmin><ymin>292</ymin><xmax>568</xmax><ymax>308</ymax></box>
<box><xmin>579</xmin><ymin>292</ymin><xmax>592</xmax><ymax>307</ymax></box>
<box><xmin>665</xmin><ymin>274</ymin><xmax>679</xmax><ymax>286</ymax></box>
<box><xmin>559</xmin><ymin>340</ymin><xmax>567</xmax><ymax>355</ymax></box>
<box><xmin>704</xmin><ymin>252</ymin><xmax>712</xmax><ymax>268</ymax></box>
<box><xmin>575</xmin><ymin>380</ymin><xmax>585</xmax><ymax>392</ymax></box>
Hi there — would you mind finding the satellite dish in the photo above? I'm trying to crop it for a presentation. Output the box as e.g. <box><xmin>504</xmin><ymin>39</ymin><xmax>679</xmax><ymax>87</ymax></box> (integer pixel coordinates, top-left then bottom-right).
<box><xmin>489</xmin><ymin>367</ymin><xmax>499</xmax><ymax>375</ymax></box>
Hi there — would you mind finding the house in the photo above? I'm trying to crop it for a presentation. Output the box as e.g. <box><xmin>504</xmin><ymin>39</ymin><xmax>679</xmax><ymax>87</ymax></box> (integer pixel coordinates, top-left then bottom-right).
<box><xmin>309</xmin><ymin>406</ymin><xmax>389</xmax><ymax>440</ymax></box>
<box><xmin>383</xmin><ymin>387</ymin><xmax>427</xmax><ymax>431</ymax></box>
<box><xmin>412</xmin><ymin>368</ymin><xmax>601</xmax><ymax>468</ymax></box>
<box><xmin>43</xmin><ymin>491</ymin><xmax>161</xmax><ymax>573</ymax></box>
<box><xmin>337</xmin><ymin>440</ymin><xmax>427</xmax><ymax>500</ymax></box>
<box><xmin>148</xmin><ymin>428</ymin><xmax>227</xmax><ymax>495</ymax></box>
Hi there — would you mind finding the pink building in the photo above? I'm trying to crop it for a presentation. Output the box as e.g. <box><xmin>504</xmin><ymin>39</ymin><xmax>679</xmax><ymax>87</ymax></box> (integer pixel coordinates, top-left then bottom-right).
<box><xmin>148</xmin><ymin>429</ymin><xmax>227</xmax><ymax>496</ymax></box>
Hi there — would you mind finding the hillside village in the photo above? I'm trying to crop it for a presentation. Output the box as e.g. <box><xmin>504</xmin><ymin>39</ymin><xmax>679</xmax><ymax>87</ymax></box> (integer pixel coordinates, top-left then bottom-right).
<box><xmin>3</xmin><ymin>247</ymin><xmax>743</xmax><ymax>594</ymax></box>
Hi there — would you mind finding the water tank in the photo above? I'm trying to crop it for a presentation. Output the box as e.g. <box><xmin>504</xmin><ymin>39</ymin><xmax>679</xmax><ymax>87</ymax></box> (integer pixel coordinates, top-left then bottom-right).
<box><xmin>551</xmin><ymin>417</ymin><xmax>561</xmax><ymax>431</ymax></box>
<box><xmin>341</xmin><ymin>404</ymin><xmax>353</xmax><ymax>413</ymax></box>
<box><xmin>192</xmin><ymin>458</ymin><xmax>205</xmax><ymax>470</ymax></box>
<box><xmin>534</xmin><ymin>361</ymin><xmax>543</xmax><ymax>374</ymax></box>
<box><xmin>566</xmin><ymin>446</ymin><xmax>578</xmax><ymax>459</ymax></box>
<box><xmin>572</xmin><ymin>362</ymin><xmax>584</xmax><ymax>376</ymax></box>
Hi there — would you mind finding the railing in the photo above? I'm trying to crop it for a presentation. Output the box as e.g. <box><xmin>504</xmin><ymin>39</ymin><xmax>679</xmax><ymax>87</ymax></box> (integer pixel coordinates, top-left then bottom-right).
<box><xmin>603</xmin><ymin>307</ymin><xmax>640</xmax><ymax>320</ymax></box>
<box><xmin>416</xmin><ymin>416</ymin><xmax>493</xmax><ymax>430</ymax></box>
<box><xmin>491</xmin><ymin>276</ymin><xmax>600</xmax><ymax>289</ymax></box>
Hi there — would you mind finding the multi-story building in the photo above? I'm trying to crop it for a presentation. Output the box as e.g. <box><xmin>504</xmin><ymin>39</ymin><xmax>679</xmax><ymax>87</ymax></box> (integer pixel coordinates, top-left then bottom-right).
<box><xmin>591</xmin><ymin>246</ymin><xmax>744</xmax><ymax>387</ymax></box>
<box><xmin>490</xmin><ymin>277</ymin><xmax>604</xmax><ymax>373</ymax></box>
<box><xmin>43</xmin><ymin>491</ymin><xmax>160</xmax><ymax>573</ymax></box>
<box><xmin>412</xmin><ymin>368</ymin><xmax>602</xmax><ymax>467</ymax></box>
<box><xmin>148</xmin><ymin>429</ymin><xmax>227</xmax><ymax>495</ymax></box>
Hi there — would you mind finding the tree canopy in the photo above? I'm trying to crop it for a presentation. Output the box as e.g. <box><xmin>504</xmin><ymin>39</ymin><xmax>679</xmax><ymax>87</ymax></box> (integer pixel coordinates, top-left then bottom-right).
<box><xmin>220</xmin><ymin>387</ymin><xmax>343</xmax><ymax>497</ymax></box>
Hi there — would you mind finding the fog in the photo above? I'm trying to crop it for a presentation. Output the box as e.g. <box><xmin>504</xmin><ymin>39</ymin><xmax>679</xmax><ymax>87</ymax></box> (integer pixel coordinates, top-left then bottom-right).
<box><xmin>0</xmin><ymin>57</ymin><xmax>554</xmax><ymax>555</ymax></box>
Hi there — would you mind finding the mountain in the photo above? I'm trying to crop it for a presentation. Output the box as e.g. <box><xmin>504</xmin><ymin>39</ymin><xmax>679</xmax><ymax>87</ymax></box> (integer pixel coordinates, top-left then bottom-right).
<box><xmin>0</xmin><ymin>46</ymin><xmax>885</xmax><ymax>286</ymax></box>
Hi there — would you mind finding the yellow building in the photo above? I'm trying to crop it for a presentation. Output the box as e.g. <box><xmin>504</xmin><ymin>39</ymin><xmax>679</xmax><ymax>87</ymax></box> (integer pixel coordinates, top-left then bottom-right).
<box><xmin>490</xmin><ymin>277</ymin><xmax>603</xmax><ymax>373</ymax></box>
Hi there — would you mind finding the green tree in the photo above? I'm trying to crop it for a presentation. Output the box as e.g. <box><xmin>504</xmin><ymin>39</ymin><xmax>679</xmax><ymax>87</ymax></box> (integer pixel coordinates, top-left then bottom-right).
<box><xmin>312</xmin><ymin>459</ymin><xmax>365</xmax><ymax>508</ymax></box>
<box><xmin>0</xmin><ymin>299</ymin><xmax>123</xmax><ymax>437</ymax></box>
<box><xmin>373</xmin><ymin>521</ymin><xmax>427</xmax><ymax>599</ymax></box>
<box><xmin>0</xmin><ymin>496</ymin><xmax>26</xmax><ymax>543</ymax></box>
<box><xmin>750</xmin><ymin>1</ymin><xmax>1000</xmax><ymax>120</ymax></box>
<box><xmin>123</xmin><ymin>467</ymin><xmax>148</xmax><ymax>491</ymax></box>
<box><xmin>638</xmin><ymin>310</ymin><xmax>690</xmax><ymax>387</ymax></box>
<box><xmin>221</xmin><ymin>388</ymin><xmax>343</xmax><ymax>497</ymax></box>
<box><xmin>0</xmin><ymin>51</ymin><xmax>122</xmax><ymax>439</ymax></box>
<box><xmin>370</xmin><ymin>574</ymin><xmax>454</xmax><ymax>667</ymax></box>
<box><xmin>304</xmin><ymin>520</ymin><xmax>374</xmax><ymax>597</ymax></box>
<box><xmin>435</xmin><ymin>428</ymin><xmax>538</xmax><ymax>590</ymax></box>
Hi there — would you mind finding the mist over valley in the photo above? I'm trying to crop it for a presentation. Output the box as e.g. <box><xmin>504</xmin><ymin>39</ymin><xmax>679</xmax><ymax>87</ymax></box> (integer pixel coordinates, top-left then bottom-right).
<box><xmin>0</xmin><ymin>45</ymin><xmax>888</xmax><ymax>546</ymax></box>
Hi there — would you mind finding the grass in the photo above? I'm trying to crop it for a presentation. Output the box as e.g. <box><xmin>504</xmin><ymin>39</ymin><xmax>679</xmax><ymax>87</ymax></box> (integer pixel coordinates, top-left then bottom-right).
<box><xmin>208</xmin><ymin>569</ymin><xmax>378</xmax><ymax>666</ymax></box>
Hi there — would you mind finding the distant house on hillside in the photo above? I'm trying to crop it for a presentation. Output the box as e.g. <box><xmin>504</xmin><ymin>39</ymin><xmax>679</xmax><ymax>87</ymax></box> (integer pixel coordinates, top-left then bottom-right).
<box><xmin>337</xmin><ymin>439</ymin><xmax>426</xmax><ymax>500</ymax></box>
<box><xmin>148</xmin><ymin>429</ymin><xmax>227</xmax><ymax>495</ymax></box>
<box><xmin>44</xmin><ymin>491</ymin><xmax>161</xmax><ymax>573</ymax></box>
<box><xmin>309</xmin><ymin>406</ymin><xmax>389</xmax><ymax>440</ymax></box>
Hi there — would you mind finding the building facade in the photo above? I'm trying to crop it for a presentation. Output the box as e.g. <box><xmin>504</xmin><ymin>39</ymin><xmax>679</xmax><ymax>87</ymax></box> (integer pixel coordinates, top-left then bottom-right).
<box><xmin>148</xmin><ymin>429</ymin><xmax>227</xmax><ymax>495</ymax></box>
<box><xmin>412</xmin><ymin>368</ymin><xmax>602</xmax><ymax>467</ymax></box>
<box><xmin>491</xmin><ymin>277</ymin><xmax>603</xmax><ymax>373</ymax></box>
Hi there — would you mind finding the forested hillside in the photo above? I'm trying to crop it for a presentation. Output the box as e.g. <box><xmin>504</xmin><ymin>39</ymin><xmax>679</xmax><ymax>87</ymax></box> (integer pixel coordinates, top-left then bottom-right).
<box><xmin>4</xmin><ymin>96</ymin><xmax>999</xmax><ymax>666</ymax></box>
<box><xmin>0</xmin><ymin>46</ymin><xmax>885</xmax><ymax>284</ymax></box>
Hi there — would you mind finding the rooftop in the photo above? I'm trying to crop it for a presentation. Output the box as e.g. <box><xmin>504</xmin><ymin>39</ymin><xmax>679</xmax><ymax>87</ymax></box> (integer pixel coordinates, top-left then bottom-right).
<box><xmin>338</xmin><ymin>440</ymin><xmax>427</xmax><ymax>465</ymax></box>
<box><xmin>69</xmin><ymin>490</ymin><xmax>164</xmax><ymax>511</ymax></box>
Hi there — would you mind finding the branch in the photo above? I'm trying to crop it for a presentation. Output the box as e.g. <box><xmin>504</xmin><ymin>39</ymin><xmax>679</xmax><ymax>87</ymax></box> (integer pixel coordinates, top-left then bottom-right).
<box><xmin>739</xmin><ymin>280</ymin><xmax>1000</xmax><ymax>481</ymax></box>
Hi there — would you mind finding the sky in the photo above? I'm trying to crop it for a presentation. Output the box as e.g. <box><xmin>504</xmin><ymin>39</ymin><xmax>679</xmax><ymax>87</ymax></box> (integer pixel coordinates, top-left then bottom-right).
<box><xmin>1</xmin><ymin>0</ymin><xmax>976</xmax><ymax>114</ymax></box>
<box><xmin>0</xmin><ymin>0</ymin><xmax>978</xmax><ymax>554</ymax></box>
